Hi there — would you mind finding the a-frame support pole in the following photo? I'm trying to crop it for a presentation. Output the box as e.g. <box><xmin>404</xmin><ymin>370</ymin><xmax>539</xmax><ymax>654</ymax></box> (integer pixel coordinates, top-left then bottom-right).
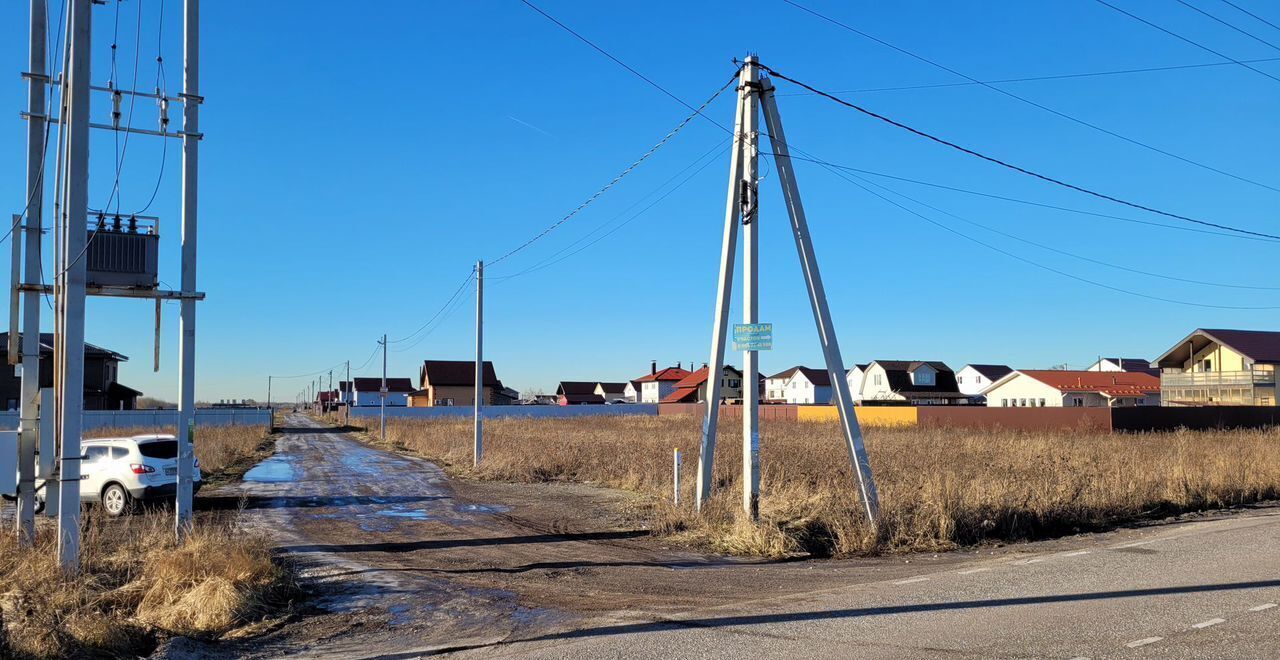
<box><xmin>695</xmin><ymin>63</ymin><xmax>749</xmax><ymax>511</ymax></box>
<box><xmin>759</xmin><ymin>78</ymin><xmax>880</xmax><ymax>524</ymax></box>
<box><xmin>739</xmin><ymin>57</ymin><xmax>761</xmax><ymax>520</ymax></box>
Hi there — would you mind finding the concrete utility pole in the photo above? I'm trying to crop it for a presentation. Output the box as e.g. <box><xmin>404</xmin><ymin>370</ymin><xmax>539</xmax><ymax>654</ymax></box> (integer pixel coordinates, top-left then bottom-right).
<box><xmin>695</xmin><ymin>58</ymin><xmax>748</xmax><ymax>511</ymax></box>
<box><xmin>695</xmin><ymin>56</ymin><xmax>881</xmax><ymax>526</ymax></box>
<box><xmin>740</xmin><ymin>58</ymin><xmax>761</xmax><ymax>520</ymax></box>
<box><xmin>15</xmin><ymin>0</ymin><xmax>48</xmax><ymax>547</ymax></box>
<box><xmin>379</xmin><ymin>333</ymin><xmax>387</xmax><ymax>440</ymax></box>
<box><xmin>174</xmin><ymin>0</ymin><xmax>200</xmax><ymax>537</ymax></box>
<box><xmin>266</xmin><ymin>375</ymin><xmax>272</xmax><ymax>411</ymax></box>
<box><xmin>474</xmin><ymin>260</ymin><xmax>483</xmax><ymax>467</ymax></box>
<box><xmin>56</xmin><ymin>0</ymin><xmax>92</xmax><ymax>571</ymax></box>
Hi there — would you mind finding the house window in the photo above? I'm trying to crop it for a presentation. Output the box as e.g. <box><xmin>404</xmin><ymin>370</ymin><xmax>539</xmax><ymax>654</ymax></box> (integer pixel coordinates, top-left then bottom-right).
<box><xmin>1019</xmin><ymin>398</ymin><xmax>1027</xmax><ymax>407</ymax></box>
<box><xmin>1038</xmin><ymin>398</ymin><xmax>1046</xmax><ymax>407</ymax></box>
<box><xmin>1072</xmin><ymin>397</ymin><xmax>1084</xmax><ymax>407</ymax></box>
<box><xmin>957</xmin><ymin>376</ymin><xmax>963</xmax><ymax>384</ymax></box>
<box><xmin>728</xmin><ymin>379</ymin><xmax>741</xmax><ymax>389</ymax></box>
<box><xmin>915</xmin><ymin>371</ymin><xmax>935</xmax><ymax>386</ymax></box>
<box><xmin>873</xmin><ymin>374</ymin><xmax>883</xmax><ymax>386</ymax></box>
<box><xmin>1001</xmin><ymin>398</ymin><xmax>1007</xmax><ymax>407</ymax></box>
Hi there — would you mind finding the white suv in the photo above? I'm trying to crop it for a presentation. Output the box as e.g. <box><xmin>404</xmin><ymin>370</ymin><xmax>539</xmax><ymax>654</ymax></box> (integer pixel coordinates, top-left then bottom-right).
<box><xmin>54</xmin><ymin>434</ymin><xmax>202</xmax><ymax>516</ymax></box>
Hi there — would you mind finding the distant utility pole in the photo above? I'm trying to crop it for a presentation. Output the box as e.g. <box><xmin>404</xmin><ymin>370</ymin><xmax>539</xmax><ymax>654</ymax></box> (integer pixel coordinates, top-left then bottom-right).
<box><xmin>474</xmin><ymin>260</ymin><xmax>483</xmax><ymax>467</ymax></box>
<box><xmin>695</xmin><ymin>55</ymin><xmax>880</xmax><ymax>527</ymax></box>
<box><xmin>379</xmin><ymin>333</ymin><xmax>387</xmax><ymax>440</ymax></box>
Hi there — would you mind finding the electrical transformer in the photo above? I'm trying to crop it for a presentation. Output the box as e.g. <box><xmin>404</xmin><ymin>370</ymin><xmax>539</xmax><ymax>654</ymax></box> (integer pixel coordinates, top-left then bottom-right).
<box><xmin>86</xmin><ymin>215</ymin><xmax>159</xmax><ymax>288</ymax></box>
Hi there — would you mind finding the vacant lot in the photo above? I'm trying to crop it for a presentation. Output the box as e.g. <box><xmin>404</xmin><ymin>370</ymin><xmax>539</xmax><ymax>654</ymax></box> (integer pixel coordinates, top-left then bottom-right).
<box><xmin>0</xmin><ymin>424</ymin><xmax>289</xmax><ymax>658</ymax></box>
<box><xmin>376</xmin><ymin>415</ymin><xmax>1280</xmax><ymax>557</ymax></box>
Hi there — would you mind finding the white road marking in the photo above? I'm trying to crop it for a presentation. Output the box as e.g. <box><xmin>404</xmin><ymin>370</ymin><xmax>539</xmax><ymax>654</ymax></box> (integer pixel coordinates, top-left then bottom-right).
<box><xmin>1059</xmin><ymin>550</ymin><xmax>1091</xmax><ymax>558</ymax></box>
<box><xmin>1249</xmin><ymin>603</ymin><xmax>1277</xmax><ymax>612</ymax></box>
<box><xmin>893</xmin><ymin>577</ymin><xmax>930</xmax><ymax>585</ymax></box>
<box><xmin>1126</xmin><ymin>637</ymin><xmax>1163</xmax><ymax>648</ymax></box>
<box><xmin>1191</xmin><ymin>618</ymin><xmax>1225</xmax><ymax>629</ymax></box>
<box><xmin>957</xmin><ymin>567</ymin><xmax>992</xmax><ymax>575</ymax></box>
<box><xmin>1112</xmin><ymin>539</ymin><xmax>1156</xmax><ymax>549</ymax></box>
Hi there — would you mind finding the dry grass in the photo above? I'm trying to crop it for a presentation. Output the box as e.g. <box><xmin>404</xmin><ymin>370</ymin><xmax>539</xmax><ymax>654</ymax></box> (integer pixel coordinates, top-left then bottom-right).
<box><xmin>0</xmin><ymin>513</ymin><xmax>296</xmax><ymax>659</ymax></box>
<box><xmin>378</xmin><ymin>416</ymin><xmax>1280</xmax><ymax>557</ymax></box>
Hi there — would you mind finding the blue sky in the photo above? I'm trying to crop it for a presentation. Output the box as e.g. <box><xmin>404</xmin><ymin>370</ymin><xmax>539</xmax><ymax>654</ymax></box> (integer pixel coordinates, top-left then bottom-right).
<box><xmin>3</xmin><ymin>0</ymin><xmax>1279</xmax><ymax>401</ymax></box>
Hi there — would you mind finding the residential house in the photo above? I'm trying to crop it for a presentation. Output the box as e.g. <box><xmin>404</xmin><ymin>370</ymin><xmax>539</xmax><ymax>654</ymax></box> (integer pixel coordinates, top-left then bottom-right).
<box><xmin>858</xmin><ymin>360</ymin><xmax>971</xmax><ymax>406</ymax></box>
<box><xmin>594</xmin><ymin>382</ymin><xmax>629</xmax><ymax>404</ymax></box>
<box><xmin>778</xmin><ymin>366</ymin><xmax>832</xmax><ymax>405</ymax></box>
<box><xmin>631</xmin><ymin>362</ymin><xmax>692</xmax><ymax>404</ymax></box>
<box><xmin>351</xmin><ymin>377</ymin><xmax>414</xmax><ymax>407</ymax></box>
<box><xmin>1153</xmin><ymin>328</ymin><xmax>1280</xmax><ymax>406</ymax></box>
<box><xmin>407</xmin><ymin>360</ymin><xmax>506</xmax><ymax>407</ymax></box>
<box><xmin>766</xmin><ymin>366</ymin><xmax>801</xmax><ymax>403</ymax></box>
<box><xmin>0</xmin><ymin>332</ymin><xmax>141</xmax><ymax>410</ymax></box>
<box><xmin>982</xmin><ymin>370</ymin><xmax>1160</xmax><ymax>407</ymax></box>
<box><xmin>337</xmin><ymin>380</ymin><xmax>354</xmax><ymax>406</ymax></box>
<box><xmin>844</xmin><ymin>363</ymin><xmax>870</xmax><ymax>403</ymax></box>
<box><xmin>661</xmin><ymin>365</ymin><xmax>744</xmax><ymax>404</ymax></box>
<box><xmin>558</xmin><ymin>381</ymin><xmax>604</xmax><ymax>405</ymax></box>
<box><xmin>1087</xmin><ymin>357</ymin><xmax>1159</xmax><ymax>377</ymax></box>
<box><xmin>955</xmin><ymin>364</ymin><xmax>1013</xmax><ymax>398</ymax></box>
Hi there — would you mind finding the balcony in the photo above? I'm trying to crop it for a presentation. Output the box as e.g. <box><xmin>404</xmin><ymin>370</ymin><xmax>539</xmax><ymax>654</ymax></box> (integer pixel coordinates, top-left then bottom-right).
<box><xmin>1160</xmin><ymin>370</ymin><xmax>1276</xmax><ymax>388</ymax></box>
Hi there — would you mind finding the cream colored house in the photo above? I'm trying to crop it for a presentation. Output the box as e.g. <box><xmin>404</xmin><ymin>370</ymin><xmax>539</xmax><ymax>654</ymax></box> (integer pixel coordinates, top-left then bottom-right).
<box><xmin>1153</xmin><ymin>329</ymin><xmax>1280</xmax><ymax>406</ymax></box>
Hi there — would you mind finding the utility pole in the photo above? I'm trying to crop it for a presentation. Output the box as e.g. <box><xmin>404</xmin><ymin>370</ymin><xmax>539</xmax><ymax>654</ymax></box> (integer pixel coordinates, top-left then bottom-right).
<box><xmin>174</xmin><ymin>0</ymin><xmax>200</xmax><ymax>538</ymax></box>
<box><xmin>266</xmin><ymin>375</ymin><xmax>271</xmax><ymax>410</ymax></box>
<box><xmin>379</xmin><ymin>333</ymin><xmax>387</xmax><ymax>440</ymax></box>
<box><xmin>740</xmin><ymin>58</ymin><xmax>761</xmax><ymax>520</ymax></box>
<box><xmin>56</xmin><ymin>0</ymin><xmax>92</xmax><ymax>572</ymax></box>
<box><xmin>474</xmin><ymin>260</ymin><xmax>483</xmax><ymax>466</ymax></box>
<box><xmin>15</xmin><ymin>0</ymin><xmax>47</xmax><ymax>547</ymax></box>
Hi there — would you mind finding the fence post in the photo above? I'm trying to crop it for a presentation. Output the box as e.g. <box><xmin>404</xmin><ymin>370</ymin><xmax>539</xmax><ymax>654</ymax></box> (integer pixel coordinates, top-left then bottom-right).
<box><xmin>673</xmin><ymin>448</ymin><xmax>682</xmax><ymax>506</ymax></box>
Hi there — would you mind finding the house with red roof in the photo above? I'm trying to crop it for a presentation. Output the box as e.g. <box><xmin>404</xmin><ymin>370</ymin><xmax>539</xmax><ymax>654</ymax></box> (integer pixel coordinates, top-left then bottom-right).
<box><xmin>981</xmin><ymin>370</ymin><xmax>1160</xmax><ymax>408</ymax></box>
<box><xmin>661</xmin><ymin>365</ymin><xmax>744</xmax><ymax>404</ymax></box>
<box><xmin>628</xmin><ymin>362</ymin><xmax>693</xmax><ymax>403</ymax></box>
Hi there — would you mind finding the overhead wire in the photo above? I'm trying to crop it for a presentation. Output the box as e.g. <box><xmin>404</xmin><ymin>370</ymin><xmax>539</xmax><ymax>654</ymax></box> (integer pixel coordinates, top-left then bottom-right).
<box><xmin>1175</xmin><ymin>0</ymin><xmax>1280</xmax><ymax>52</ymax></box>
<box><xmin>1218</xmin><ymin>0</ymin><xmax>1280</xmax><ymax>33</ymax></box>
<box><xmin>1093</xmin><ymin>0</ymin><xmax>1280</xmax><ymax>84</ymax></box>
<box><xmin>756</xmin><ymin>62</ymin><xmax>1280</xmax><ymax>241</ymax></box>
<box><xmin>134</xmin><ymin>0</ymin><xmax>168</xmax><ymax>215</ymax></box>
<box><xmin>781</xmin><ymin>0</ymin><xmax>1280</xmax><ymax>193</ymax></box>
<box><xmin>385</xmin><ymin>269</ymin><xmax>476</xmax><ymax>344</ymax></box>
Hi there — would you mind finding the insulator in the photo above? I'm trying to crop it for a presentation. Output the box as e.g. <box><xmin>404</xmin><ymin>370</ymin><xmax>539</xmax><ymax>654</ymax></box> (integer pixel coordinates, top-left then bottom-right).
<box><xmin>112</xmin><ymin>91</ymin><xmax>122</xmax><ymax>129</ymax></box>
<box><xmin>158</xmin><ymin>96</ymin><xmax>170</xmax><ymax>131</ymax></box>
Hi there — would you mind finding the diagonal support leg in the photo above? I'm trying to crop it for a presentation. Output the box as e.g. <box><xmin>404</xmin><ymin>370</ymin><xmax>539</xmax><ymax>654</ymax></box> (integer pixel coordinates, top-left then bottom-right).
<box><xmin>759</xmin><ymin>79</ymin><xmax>880</xmax><ymax>525</ymax></box>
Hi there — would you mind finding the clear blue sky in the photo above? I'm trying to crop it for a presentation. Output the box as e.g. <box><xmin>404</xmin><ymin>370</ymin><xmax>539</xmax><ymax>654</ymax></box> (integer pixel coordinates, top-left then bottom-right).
<box><xmin>3</xmin><ymin>1</ymin><xmax>1279</xmax><ymax>401</ymax></box>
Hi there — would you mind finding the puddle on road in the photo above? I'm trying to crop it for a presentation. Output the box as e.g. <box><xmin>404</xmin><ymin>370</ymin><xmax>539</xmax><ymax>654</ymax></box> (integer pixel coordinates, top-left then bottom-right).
<box><xmin>244</xmin><ymin>455</ymin><xmax>300</xmax><ymax>483</ymax></box>
<box><xmin>375</xmin><ymin>510</ymin><xmax>432</xmax><ymax>520</ymax></box>
<box><xmin>456</xmin><ymin>503</ymin><xmax>510</xmax><ymax>515</ymax></box>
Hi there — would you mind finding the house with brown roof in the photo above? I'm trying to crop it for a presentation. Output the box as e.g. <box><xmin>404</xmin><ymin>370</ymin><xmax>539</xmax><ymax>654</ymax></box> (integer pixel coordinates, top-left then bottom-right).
<box><xmin>982</xmin><ymin>370</ymin><xmax>1160</xmax><ymax>407</ymax></box>
<box><xmin>767</xmin><ymin>366</ymin><xmax>832</xmax><ymax>405</ymax></box>
<box><xmin>660</xmin><ymin>365</ymin><xmax>744</xmax><ymax>404</ymax></box>
<box><xmin>408</xmin><ymin>360</ymin><xmax>507</xmax><ymax>407</ymax></box>
<box><xmin>630</xmin><ymin>362</ymin><xmax>693</xmax><ymax>403</ymax></box>
<box><xmin>1153</xmin><ymin>328</ymin><xmax>1280</xmax><ymax>406</ymax></box>
<box><xmin>857</xmin><ymin>360</ymin><xmax>972</xmax><ymax>406</ymax></box>
<box><xmin>557</xmin><ymin>381</ymin><xmax>604</xmax><ymax>405</ymax></box>
<box><xmin>352</xmin><ymin>377</ymin><xmax>415</xmax><ymax>407</ymax></box>
<box><xmin>593</xmin><ymin>382</ymin><xmax>629</xmax><ymax>404</ymax></box>
<box><xmin>956</xmin><ymin>364</ymin><xmax>1013</xmax><ymax>398</ymax></box>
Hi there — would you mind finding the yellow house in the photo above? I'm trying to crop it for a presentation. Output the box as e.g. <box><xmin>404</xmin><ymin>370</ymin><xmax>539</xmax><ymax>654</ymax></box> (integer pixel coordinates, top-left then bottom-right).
<box><xmin>408</xmin><ymin>360</ymin><xmax>508</xmax><ymax>407</ymax></box>
<box><xmin>1152</xmin><ymin>329</ymin><xmax>1280</xmax><ymax>406</ymax></box>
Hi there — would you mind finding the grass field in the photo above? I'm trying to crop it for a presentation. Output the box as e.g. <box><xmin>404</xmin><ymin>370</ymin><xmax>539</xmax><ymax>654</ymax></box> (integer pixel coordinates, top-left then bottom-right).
<box><xmin>376</xmin><ymin>415</ymin><xmax>1280</xmax><ymax>557</ymax></box>
<box><xmin>0</xmin><ymin>424</ymin><xmax>290</xmax><ymax>658</ymax></box>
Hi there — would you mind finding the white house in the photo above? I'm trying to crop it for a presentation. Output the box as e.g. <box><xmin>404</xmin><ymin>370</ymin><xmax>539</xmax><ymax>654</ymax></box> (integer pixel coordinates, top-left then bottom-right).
<box><xmin>1087</xmin><ymin>357</ymin><xmax>1158</xmax><ymax>376</ymax></box>
<box><xmin>622</xmin><ymin>382</ymin><xmax>639</xmax><ymax>403</ymax></box>
<box><xmin>632</xmin><ymin>364</ymin><xmax>692</xmax><ymax>404</ymax></box>
<box><xmin>845</xmin><ymin>363</ymin><xmax>870</xmax><ymax>403</ymax></box>
<box><xmin>351</xmin><ymin>376</ymin><xmax>414</xmax><ymax>407</ymax></box>
<box><xmin>955</xmin><ymin>364</ymin><xmax>1013</xmax><ymax>398</ymax></box>
<box><xmin>859</xmin><ymin>360</ymin><xmax>971</xmax><ymax>406</ymax></box>
<box><xmin>594</xmin><ymin>382</ymin><xmax>628</xmax><ymax>403</ymax></box>
<box><xmin>766</xmin><ymin>367</ymin><xmax>802</xmax><ymax>402</ymax></box>
<box><xmin>982</xmin><ymin>370</ymin><xmax>1160</xmax><ymax>407</ymax></box>
<box><xmin>782</xmin><ymin>367</ymin><xmax>832</xmax><ymax>405</ymax></box>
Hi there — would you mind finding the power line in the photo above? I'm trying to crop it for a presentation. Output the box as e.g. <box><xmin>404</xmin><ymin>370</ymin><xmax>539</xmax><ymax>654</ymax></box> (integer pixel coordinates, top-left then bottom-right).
<box><xmin>781</xmin><ymin>0</ymin><xmax>1280</xmax><ymax>194</ymax></box>
<box><xmin>385</xmin><ymin>269</ymin><xmax>476</xmax><ymax>344</ymax></box>
<box><xmin>484</xmin><ymin>72</ymin><xmax>738</xmax><ymax>268</ymax></box>
<box><xmin>1094</xmin><ymin>0</ymin><xmax>1280</xmax><ymax>84</ymax></box>
<box><xmin>775</xmin><ymin>56</ymin><xmax>1280</xmax><ymax>96</ymax></box>
<box><xmin>1176</xmin><ymin>0</ymin><xmax>1280</xmax><ymax>52</ymax></box>
<box><xmin>390</xmin><ymin>280</ymin><xmax>476</xmax><ymax>354</ymax></box>
<box><xmin>1218</xmin><ymin>0</ymin><xmax>1280</xmax><ymax>33</ymax></box>
<box><xmin>807</xmin><ymin>157</ymin><xmax>1280</xmax><ymax>310</ymax></box>
<box><xmin>770</xmin><ymin>151</ymin><xmax>1279</xmax><ymax>243</ymax></box>
<box><xmin>757</xmin><ymin>63</ymin><xmax>1280</xmax><ymax>241</ymax></box>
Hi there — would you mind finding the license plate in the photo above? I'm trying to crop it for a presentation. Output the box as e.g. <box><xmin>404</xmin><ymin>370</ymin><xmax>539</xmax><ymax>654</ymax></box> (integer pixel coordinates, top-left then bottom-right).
<box><xmin>164</xmin><ymin>467</ymin><xmax>177</xmax><ymax>476</ymax></box>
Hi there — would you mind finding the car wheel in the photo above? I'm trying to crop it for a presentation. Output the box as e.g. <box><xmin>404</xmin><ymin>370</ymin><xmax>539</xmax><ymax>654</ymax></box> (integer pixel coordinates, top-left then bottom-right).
<box><xmin>101</xmin><ymin>484</ymin><xmax>132</xmax><ymax>517</ymax></box>
<box><xmin>33</xmin><ymin>498</ymin><xmax>44</xmax><ymax>515</ymax></box>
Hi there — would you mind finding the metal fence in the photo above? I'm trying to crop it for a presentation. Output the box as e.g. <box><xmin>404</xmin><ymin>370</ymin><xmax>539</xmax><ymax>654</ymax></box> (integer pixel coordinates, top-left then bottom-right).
<box><xmin>0</xmin><ymin>408</ymin><xmax>271</xmax><ymax>431</ymax></box>
<box><xmin>347</xmin><ymin>404</ymin><xmax>659</xmax><ymax>420</ymax></box>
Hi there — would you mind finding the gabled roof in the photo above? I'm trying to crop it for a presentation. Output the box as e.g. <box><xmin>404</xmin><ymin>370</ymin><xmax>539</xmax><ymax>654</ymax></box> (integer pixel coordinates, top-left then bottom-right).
<box><xmin>596</xmin><ymin>382</ymin><xmax>628</xmax><ymax>395</ymax></box>
<box><xmin>1155</xmin><ymin>328</ymin><xmax>1280</xmax><ymax>367</ymax></box>
<box><xmin>989</xmin><ymin>370</ymin><xmax>1160</xmax><ymax>398</ymax></box>
<box><xmin>420</xmin><ymin>360</ymin><xmax>502</xmax><ymax>388</ymax></box>
<box><xmin>634</xmin><ymin>366</ymin><xmax>692</xmax><ymax>383</ymax></box>
<box><xmin>661</xmin><ymin>386</ymin><xmax>700</xmax><ymax>403</ymax></box>
<box><xmin>672</xmin><ymin>365</ymin><xmax>742</xmax><ymax>389</ymax></box>
<box><xmin>868</xmin><ymin>360</ymin><xmax>962</xmax><ymax>395</ymax></box>
<box><xmin>1095</xmin><ymin>357</ymin><xmax>1158</xmax><ymax>376</ymax></box>
<box><xmin>792</xmin><ymin>367</ymin><xmax>831</xmax><ymax>387</ymax></box>
<box><xmin>353</xmin><ymin>377</ymin><xmax>415</xmax><ymax>393</ymax></box>
<box><xmin>557</xmin><ymin>381</ymin><xmax>599</xmax><ymax>396</ymax></box>
<box><xmin>768</xmin><ymin>366</ymin><xmax>805</xmax><ymax>381</ymax></box>
<box><xmin>338</xmin><ymin>380</ymin><xmax>352</xmax><ymax>393</ymax></box>
<box><xmin>961</xmin><ymin>364</ymin><xmax>1013</xmax><ymax>381</ymax></box>
<box><xmin>846</xmin><ymin>363</ymin><xmax>871</xmax><ymax>375</ymax></box>
<box><xmin>0</xmin><ymin>332</ymin><xmax>128</xmax><ymax>361</ymax></box>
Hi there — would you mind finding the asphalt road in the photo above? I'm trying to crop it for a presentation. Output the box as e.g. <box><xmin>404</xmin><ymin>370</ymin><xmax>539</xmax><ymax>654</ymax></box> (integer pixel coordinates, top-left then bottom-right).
<box><xmin>214</xmin><ymin>416</ymin><xmax>1279</xmax><ymax>659</ymax></box>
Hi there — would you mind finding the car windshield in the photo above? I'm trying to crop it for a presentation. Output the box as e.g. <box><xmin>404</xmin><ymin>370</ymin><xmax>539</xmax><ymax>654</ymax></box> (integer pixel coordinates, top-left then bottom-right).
<box><xmin>136</xmin><ymin>440</ymin><xmax>178</xmax><ymax>459</ymax></box>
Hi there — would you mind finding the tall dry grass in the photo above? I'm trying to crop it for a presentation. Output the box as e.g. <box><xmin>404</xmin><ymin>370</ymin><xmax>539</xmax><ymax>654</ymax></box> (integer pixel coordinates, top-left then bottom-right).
<box><xmin>378</xmin><ymin>416</ymin><xmax>1280</xmax><ymax>557</ymax></box>
<box><xmin>0</xmin><ymin>513</ymin><xmax>295</xmax><ymax>659</ymax></box>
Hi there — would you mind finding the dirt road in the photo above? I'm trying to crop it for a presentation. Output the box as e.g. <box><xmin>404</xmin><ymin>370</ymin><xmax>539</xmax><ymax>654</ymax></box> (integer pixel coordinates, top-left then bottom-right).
<box><xmin>197</xmin><ymin>415</ymin><xmax>1278</xmax><ymax>659</ymax></box>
